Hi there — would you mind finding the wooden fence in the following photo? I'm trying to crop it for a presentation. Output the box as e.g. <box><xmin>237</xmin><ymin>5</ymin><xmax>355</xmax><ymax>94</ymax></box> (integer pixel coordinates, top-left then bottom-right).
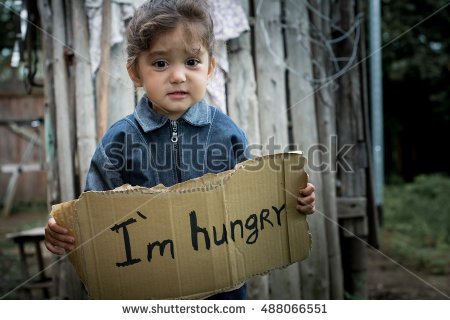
<box><xmin>36</xmin><ymin>0</ymin><xmax>378</xmax><ymax>299</ymax></box>
<box><xmin>0</xmin><ymin>94</ymin><xmax>47</xmax><ymax>210</ymax></box>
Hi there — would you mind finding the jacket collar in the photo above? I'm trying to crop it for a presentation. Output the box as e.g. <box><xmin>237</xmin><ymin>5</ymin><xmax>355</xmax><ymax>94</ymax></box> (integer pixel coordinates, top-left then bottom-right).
<box><xmin>134</xmin><ymin>95</ymin><xmax>212</xmax><ymax>133</ymax></box>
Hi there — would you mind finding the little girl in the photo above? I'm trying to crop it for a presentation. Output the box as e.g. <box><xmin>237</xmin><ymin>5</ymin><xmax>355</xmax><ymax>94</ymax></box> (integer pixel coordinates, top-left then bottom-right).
<box><xmin>45</xmin><ymin>0</ymin><xmax>316</xmax><ymax>299</ymax></box>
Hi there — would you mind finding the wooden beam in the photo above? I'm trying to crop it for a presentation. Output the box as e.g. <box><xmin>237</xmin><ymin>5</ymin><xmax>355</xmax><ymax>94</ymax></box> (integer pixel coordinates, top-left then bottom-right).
<box><xmin>37</xmin><ymin>0</ymin><xmax>59</xmax><ymax>207</ymax></box>
<box><xmin>1</xmin><ymin>163</ymin><xmax>43</xmax><ymax>173</ymax></box>
<box><xmin>285</xmin><ymin>0</ymin><xmax>330</xmax><ymax>300</ymax></box>
<box><xmin>228</xmin><ymin>0</ymin><xmax>267</xmax><ymax>300</ymax></box>
<box><xmin>337</xmin><ymin>197</ymin><xmax>367</xmax><ymax>219</ymax></box>
<box><xmin>253</xmin><ymin>0</ymin><xmax>300</xmax><ymax>299</ymax></box>
<box><xmin>334</xmin><ymin>0</ymin><xmax>369</xmax><ymax>299</ymax></box>
<box><xmin>96</xmin><ymin>0</ymin><xmax>112</xmax><ymax>140</ymax></box>
<box><xmin>308</xmin><ymin>0</ymin><xmax>344</xmax><ymax>299</ymax></box>
<box><xmin>254</xmin><ymin>0</ymin><xmax>289</xmax><ymax>148</ymax></box>
<box><xmin>52</xmin><ymin>0</ymin><xmax>75</xmax><ymax>202</ymax></box>
<box><xmin>6</xmin><ymin>123</ymin><xmax>43</xmax><ymax>147</ymax></box>
<box><xmin>72</xmin><ymin>0</ymin><xmax>97</xmax><ymax>192</ymax></box>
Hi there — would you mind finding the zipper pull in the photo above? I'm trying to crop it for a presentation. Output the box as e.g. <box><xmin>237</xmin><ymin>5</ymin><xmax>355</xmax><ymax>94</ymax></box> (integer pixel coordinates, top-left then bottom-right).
<box><xmin>171</xmin><ymin>120</ymin><xmax>178</xmax><ymax>143</ymax></box>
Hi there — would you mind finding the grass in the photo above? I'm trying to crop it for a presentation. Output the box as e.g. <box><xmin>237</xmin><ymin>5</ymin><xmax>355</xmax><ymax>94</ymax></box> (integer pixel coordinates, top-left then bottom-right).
<box><xmin>382</xmin><ymin>174</ymin><xmax>450</xmax><ymax>275</ymax></box>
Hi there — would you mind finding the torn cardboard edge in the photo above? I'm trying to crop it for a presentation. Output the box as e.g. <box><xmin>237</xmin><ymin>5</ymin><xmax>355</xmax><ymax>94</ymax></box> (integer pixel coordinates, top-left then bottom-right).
<box><xmin>51</xmin><ymin>152</ymin><xmax>312</xmax><ymax>299</ymax></box>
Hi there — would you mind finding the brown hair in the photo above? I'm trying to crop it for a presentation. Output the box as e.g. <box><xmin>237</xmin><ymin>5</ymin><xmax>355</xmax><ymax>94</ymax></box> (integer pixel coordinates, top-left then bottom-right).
<box><xmin>126</xmin><ymin>0</ymin><xmax>215</xmax><ymax>71</ymax></box>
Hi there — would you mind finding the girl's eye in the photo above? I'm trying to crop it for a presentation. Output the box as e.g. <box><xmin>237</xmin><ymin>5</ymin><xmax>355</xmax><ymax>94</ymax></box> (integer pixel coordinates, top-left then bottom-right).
<box><xmin>153</xmin><ymin>60</ymin><xmax>168</xmax><ymax>69</ymax></box>
<box><xmin>186</xmin><ymin>59</ymin><xmax>200</xmax><ymax>67</ymax></box>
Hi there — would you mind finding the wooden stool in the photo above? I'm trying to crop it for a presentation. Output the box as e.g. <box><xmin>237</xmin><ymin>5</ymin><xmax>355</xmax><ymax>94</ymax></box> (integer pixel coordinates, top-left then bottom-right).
<box><xmin>6</xmin><ymin>227</ymin><xmax>53</xmax><ymax>299</ymax></box>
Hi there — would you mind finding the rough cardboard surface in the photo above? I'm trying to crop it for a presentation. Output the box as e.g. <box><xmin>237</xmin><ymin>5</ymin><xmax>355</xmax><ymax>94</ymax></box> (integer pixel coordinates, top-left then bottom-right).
<box><xmin>51</xmin><ymin>152</ymin><xmax>311</xmax><ymax>299</ymax></box>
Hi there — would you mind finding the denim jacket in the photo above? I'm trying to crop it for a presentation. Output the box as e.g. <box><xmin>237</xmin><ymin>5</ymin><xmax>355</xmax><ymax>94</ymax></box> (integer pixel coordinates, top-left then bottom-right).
<box><xmin>85</xmin><ymin>95</ymin><xmax>248</xmax><ymax>191</ymax></box>
<box><xmin>84</xmin><ymin>95</ymin><xmax>249</xmax><ymax>299</ymax></box>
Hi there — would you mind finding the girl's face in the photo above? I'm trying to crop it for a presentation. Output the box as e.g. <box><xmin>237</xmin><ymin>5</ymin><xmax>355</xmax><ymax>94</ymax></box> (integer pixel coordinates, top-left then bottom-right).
<box><xmin>129</xmin><ymin>24</ymin><xmax>216</xmax><ymax>120</ymax></box>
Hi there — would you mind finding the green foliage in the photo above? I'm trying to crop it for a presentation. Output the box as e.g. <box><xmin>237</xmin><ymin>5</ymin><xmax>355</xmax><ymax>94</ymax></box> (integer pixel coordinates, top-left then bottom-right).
<box><xmin>382</xmin><ymin>0</ymin><xmax>450</xmax><ymax>82</ymax></box>
<box><xmin>382</xmin><ymin>0</ymin><xmax>450</xmax><ymax>178</ymax></box>
<box><xmin>0</xmin><ymin>0</ymin><xmax>17</xmax><ymax>75</ymax></box>
<box><xmin>0</xmin><ymin>243</ymin><xmax>23</xmax><ymax>299</ymax></box>
<box><xmin>383</xmin><ymin>0</ymin><xmax>450</xmax><ymax>106</ymax></box>
<box><xmin>10</xmin><ymin>202</ymin><xmax>48</xmax><ymax>215</ymax></box>
<box><xmin>383</xmin><ymin>174</ymin><xmax>450</xmax><ymax>275</ymax></box>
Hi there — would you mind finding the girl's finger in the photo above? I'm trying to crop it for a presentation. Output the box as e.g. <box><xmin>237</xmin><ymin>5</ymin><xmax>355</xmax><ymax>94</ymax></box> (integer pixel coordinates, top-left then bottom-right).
<box><xmin>48</xmin><ymin>218</ymin><xmax>68</xmax><ymax>234</ymax></box>
<box><xmin>44</xmin><ymin>240</ymin><xmax>66</xmax><ymax>255</ymax></box>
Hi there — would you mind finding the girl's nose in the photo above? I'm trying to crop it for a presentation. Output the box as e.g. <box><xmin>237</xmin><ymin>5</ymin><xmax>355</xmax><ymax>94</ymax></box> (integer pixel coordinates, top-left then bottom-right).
<box><xmin>169</xmin><ymin>65</ymin><xmax>186</xmax><ymax>84</ymax></box>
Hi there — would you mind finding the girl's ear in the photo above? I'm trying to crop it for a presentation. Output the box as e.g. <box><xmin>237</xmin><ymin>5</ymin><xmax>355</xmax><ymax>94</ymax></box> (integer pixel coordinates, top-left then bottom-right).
<box><xmin>207</xmin><ymin>56</ymin><xmax>217</xmax><ymax>79</ymax></box>
<box><xmin>127</xmin><ymin>65</ymin><xmax>143</xmax><ymax>87</ymax></box>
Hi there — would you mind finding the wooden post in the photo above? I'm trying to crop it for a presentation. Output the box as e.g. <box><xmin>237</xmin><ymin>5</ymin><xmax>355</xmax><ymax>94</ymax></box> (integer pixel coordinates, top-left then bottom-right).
<box><xmin>308</xmin><ymin>0</ymin><xmax>344</xmax><ymax>299</ymax></box>
<box><xmin>72</xmin><ymin>0</ymin><xmax>97</xmax><ymax>192</ymax></box>
<box><xmin>37</xmin><ymin>0</ymin><xmax>60</xmax><ymax>299</ymax></box>
<box><xmin>96</xmin><ymin>0</ymin><xmax>112</xmax><ymax>140</ymax></box>
<box><xmin>333</xmin><ymin>0</ymin><xmax>369</xmax><ymax>299</ymax></box>
<box><xmin>227</xmin><ymin>0</ymin><xmax>267</xmax><ymax>300</ymax></box>
<box><xmin>284</xmin><ymin>0</ymin><xmax>330</xmax><ymax>299</ymax></box>
<box><xmin>37</xmin><ymin>0</ymin><xmax>59</xmax><ymax>208</ymax></box>
<box><xmin>52</xmin><ymin>0</ymin><xmax>75</xmax><ymax>202</ymax></box>
<box><xmin>51</xmin><ymin>0</ymin><xmax>87</xmax><ymax>300</ymax></box>
<box><xmin>357</xmin><ymin>0</ymin><xmax>380</xmax><ymax>248</ymax></box>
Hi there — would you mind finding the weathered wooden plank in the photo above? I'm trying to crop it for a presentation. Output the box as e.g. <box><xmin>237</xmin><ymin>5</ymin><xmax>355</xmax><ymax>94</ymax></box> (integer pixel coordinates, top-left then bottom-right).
<box><xmin>337</xmin><ymin>197</ymin><xmax>367</xmax><ymax>219</ymax></box>
<box><xmin>227</xmin><ymin>4</ymin><xmax>261</xmax><ymax>148</ymax></box>
<box><xmin>253</xmin><ymin>0</ymin><xmax>288</xmax><ymax>148</ymax></box>
<box><xmin>1</xmin><ymin>163</ymin><xmax>43</xmax><ymax>173</ymax></box>
<box><xmin>333</xmin><ymin>0</ymin><xmax>368</xmax><ymax>299</ymax></box>
<box><xmin>2</xmin><ymin>170</ymin><xmax>19</xmax><ymax>217</ymax></box>
<box><xmin>334</xmin><ymin>0</ymin><xmax>367</xmax><ymax>197</ymax></box>
<box><xmin>72</xmin><ymin>0</ymin><xmax>97</xmax><ymax>192</ymax></box>
<box><xmin>253</xmin><ymin>0</ymin><xmax>300</xmax><ymax>299</ymax></box>
<box><xmin>227</xmin><ymin>0</ymin><xmax>267</xmax><ymax>299</ymax></box>
<box><xmin>285</xmin><ymin>0</ymin><xmax>330</xmax><ymax>300</ymax></box>
<box><xmin>52</xmin><ymin>0</ymin><xmax>75</xmax><ymax>202</ymax></box>
<box><xmin>108</xmin><ymin>41</ymin><xmax>135</xmax><ymax>126</ymax></box>
<box><xmin>37</xmin><ymin>0</ymin><xmax>59</xmax><ymax>206</ymax></box>
<box><xmin>96</xmin><ymin>0</ymin><xmax>112</xmax><ymax>140</ymax></box>
<box><xmin>308</xmin><ymin>0</ymin><xmax>344</xmax><ymax>299</ymax></box>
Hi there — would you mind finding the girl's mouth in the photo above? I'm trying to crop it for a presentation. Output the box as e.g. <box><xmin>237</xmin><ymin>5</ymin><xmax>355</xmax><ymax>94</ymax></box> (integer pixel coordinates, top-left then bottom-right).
<box><xmin>167</xmin><ymin>91</ymin><xmax>188</xmax><ymax>99</ymax></box>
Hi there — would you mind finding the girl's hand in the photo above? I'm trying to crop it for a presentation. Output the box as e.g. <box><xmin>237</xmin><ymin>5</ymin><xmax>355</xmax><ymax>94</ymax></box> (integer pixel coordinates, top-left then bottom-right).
<box><xmin>296</xmin><ymin>182</ymin><xmax>316</xmax><ymax>214</ymax></box>
<box><xmin>44</xmin><ymin>218</ymin><xmax>75</xmax><ymax>255</ymax></box>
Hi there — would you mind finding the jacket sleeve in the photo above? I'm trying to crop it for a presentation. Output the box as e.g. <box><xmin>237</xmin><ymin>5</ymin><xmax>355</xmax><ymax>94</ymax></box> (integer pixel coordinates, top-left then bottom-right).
<box><xmin>84</xmin><ymin>141</ymin><xmax>124</xmax><ymax>192</ymax></box>
<box><xmin>233</xmin><ymin>128</ymin><xmax>250</xmax><ymax>164</ymax></box>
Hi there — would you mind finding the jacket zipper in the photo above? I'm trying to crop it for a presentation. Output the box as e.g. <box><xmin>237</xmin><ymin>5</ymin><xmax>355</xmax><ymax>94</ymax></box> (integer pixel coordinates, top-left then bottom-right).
<box><xmin>170</xmin><ymin>120</ymin><xmax>182</xmax><ymax>183</ymax></box>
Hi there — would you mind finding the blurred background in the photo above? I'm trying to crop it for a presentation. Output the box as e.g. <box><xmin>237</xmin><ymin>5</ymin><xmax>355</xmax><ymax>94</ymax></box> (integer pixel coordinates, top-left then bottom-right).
<box><xmin>0</xmin><ymin>0</ymin><xmax>448</xmax><ymax>300</ymax></box>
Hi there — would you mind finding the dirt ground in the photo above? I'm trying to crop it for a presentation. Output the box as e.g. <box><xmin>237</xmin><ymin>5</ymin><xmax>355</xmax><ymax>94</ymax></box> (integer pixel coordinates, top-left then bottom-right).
<box><xmin>1</xmin><ymin>209</ymin><xmax>449</xmax><ymax>300</ymax></box>
<box><xmin>367</xmin><ymin>247</ymin><xmax>449</xmax><ymax>299</ymax></box>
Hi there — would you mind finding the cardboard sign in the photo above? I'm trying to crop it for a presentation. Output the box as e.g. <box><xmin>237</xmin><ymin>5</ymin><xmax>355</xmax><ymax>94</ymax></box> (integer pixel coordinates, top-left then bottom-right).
<box><xmin>51</xmin><ymin>152</ymin><xmax>311</xmax><ymax>299</ymax></box>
